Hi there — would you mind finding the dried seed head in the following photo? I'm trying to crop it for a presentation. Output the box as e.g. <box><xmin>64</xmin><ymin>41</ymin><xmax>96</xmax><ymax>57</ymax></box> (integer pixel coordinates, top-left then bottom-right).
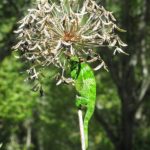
<box><xmin>13</xmin><ymin>0</ymin><xmax>127</xmax><ymax>81</ymax></box>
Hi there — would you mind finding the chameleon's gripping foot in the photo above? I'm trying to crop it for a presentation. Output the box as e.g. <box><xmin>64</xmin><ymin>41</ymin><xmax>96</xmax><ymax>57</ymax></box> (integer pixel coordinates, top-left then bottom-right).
<box><xmin>75</xmin><ymin>95</ymin><xmax>88</xmax><ymax>108</ymax></box>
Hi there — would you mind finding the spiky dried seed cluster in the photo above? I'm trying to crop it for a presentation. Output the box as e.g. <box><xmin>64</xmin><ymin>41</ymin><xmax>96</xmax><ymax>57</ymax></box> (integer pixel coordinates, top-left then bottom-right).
<box><xmin>13</xmin><ymin>0</ymin><xmax>127</xmax><ymax>81</ymax></box>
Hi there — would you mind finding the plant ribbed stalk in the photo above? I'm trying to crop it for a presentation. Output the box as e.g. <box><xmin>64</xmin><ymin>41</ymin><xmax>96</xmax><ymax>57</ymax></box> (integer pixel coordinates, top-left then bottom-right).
<box><xmin>78</xmin><ymin>109</ymin><xmax>86</xmax><ymax>150</ymax></box>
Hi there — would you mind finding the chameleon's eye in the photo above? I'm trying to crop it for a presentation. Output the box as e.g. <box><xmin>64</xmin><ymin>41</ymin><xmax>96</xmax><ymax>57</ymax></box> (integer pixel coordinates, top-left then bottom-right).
<box><xmin>71</xmin><ymin>61</ymin><xmax>77</xmax><ymax>67</ymax></box>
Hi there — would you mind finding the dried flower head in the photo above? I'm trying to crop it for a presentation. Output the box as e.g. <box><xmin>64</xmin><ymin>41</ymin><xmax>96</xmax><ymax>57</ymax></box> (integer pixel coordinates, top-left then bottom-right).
<box><xmin>13</xmin><ymin>0</ymin><xmax>127</xmax><ymax>83</ymax></box>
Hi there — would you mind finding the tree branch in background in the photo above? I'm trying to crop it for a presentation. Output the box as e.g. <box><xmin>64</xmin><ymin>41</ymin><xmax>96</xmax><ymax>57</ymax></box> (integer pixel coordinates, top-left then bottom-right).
<box><xmin>133</xmin><ymin>0</ymin><xmax>150</xmax><ymax>114</ymax></box>
<box><xmin>134</xmin><ymin>78</ymin><xmax>150</xmax><ymax>113</ymax></box>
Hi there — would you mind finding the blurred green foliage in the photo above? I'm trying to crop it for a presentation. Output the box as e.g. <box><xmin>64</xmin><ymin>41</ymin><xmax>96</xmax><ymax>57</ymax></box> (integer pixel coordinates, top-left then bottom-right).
<box><xmin>0</xmin><ymin>56</ymin><xmax>37</xmax><ymax>121</ymax></box>
<box><xmin>0</xmin><ymin>0</ymin><xmax>150</xmax><ymax>150</ymax></box>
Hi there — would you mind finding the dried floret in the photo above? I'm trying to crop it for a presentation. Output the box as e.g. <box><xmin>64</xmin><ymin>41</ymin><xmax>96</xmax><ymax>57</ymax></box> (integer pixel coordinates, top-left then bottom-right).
<box><xmin>13</xmin><ymin>0</ymin><xmax>127</xmax><ymax>83</ymax></box>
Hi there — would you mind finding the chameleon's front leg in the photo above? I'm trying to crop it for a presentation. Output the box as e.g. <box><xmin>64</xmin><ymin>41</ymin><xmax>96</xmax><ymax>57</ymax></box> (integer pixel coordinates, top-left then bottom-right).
<box><xmin>75</xmin><ymin>95</ymin><xmax>88</xmax><ymax>108</ymax></box>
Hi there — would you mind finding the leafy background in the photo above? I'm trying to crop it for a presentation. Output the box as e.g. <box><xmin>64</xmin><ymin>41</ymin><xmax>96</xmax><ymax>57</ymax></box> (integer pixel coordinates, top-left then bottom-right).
<box><xmin>0</xmin><ymin>0</ymin><xmax>150</xmax><ymax>150</ymax></box>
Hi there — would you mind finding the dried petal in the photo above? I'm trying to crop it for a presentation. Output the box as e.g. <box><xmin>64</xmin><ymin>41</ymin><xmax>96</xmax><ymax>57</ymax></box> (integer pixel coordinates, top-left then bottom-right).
<box><xmin>12</xmin><ymin>0</ymin><xmax>127</xmax><ymax>82</ymax></box>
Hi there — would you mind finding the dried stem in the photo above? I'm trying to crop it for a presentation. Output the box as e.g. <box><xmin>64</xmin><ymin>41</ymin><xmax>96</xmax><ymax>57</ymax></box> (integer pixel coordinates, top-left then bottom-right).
<box><xmin>78</xmin><ymin>109</ymin><xmax>86</xmax><ymax>150</ymax></box>
<box><xmin>37</xmin><ymin>0</ymin><xmax>48</xmax><ymax>3</ymax></box>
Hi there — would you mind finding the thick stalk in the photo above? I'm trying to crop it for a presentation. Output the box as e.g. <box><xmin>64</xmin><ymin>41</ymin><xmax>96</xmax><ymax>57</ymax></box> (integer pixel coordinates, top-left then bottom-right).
<box><xmin>78</xmin><ymin>109</ymin><xmax>86</xmax><ymax>150</ymax></box>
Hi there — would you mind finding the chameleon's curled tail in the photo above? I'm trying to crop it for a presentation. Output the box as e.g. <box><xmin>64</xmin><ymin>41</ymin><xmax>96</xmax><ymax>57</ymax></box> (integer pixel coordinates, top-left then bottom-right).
<box><xmin>84</xmin><ymin>107</ymin><xmax>94</xmax><ymax>149</ymax></box>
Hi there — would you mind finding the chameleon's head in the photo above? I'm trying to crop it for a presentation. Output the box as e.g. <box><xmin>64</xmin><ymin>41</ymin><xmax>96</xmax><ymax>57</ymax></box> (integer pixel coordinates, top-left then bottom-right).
<box><xmin>69</xmin><ymin>56</ymin><xmax>80</xmax><ymax>80</ymax></box>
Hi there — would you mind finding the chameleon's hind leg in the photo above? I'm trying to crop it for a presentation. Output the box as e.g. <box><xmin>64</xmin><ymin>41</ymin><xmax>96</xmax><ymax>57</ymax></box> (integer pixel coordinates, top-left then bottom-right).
<box><xmin>75</xmin><ymin>95</ymin><xmax>88</xmax><ymax>108</ymax></box>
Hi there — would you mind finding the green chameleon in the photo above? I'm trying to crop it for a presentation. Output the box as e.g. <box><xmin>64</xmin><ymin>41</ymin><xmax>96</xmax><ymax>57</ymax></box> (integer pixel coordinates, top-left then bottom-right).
<box><xmin>69</xmin><ymin>57</ymin><xmax>96</xmax><ymax>149</ymax></box>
